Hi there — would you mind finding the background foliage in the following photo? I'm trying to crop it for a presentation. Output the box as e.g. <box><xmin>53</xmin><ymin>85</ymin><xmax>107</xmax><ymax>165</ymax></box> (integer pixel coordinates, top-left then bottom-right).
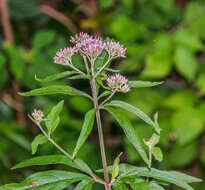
<box><xmin>0</xmin><ymin>0</ymin><xmax>205</xmax><ymax>189</ymax></box>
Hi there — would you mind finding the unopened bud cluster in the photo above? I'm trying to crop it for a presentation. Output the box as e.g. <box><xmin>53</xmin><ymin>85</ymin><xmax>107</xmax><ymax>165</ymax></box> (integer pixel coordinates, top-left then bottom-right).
<box><xmin>54</xmin><ymin>32</ymin><xmax>126</xmax><ymax>65</ymax></box>
<box><xmin>107</xmin><ymin>74</ymin><xmax>130</xmax><ymax>93</ymax></box>
<box><xmin>32</xmin><ymin>109</ymin><xmax>44</xmax><ymax>122</ymax></box>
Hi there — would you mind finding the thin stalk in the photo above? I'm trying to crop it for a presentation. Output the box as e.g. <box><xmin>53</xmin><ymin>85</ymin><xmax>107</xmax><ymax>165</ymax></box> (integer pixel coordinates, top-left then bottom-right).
<box><xmin>83</xmin><ymin>55</ymin><xmax>89</xmax><ymax>73</ymax></box>
<box><xmin>35</xmin><ymin>121</ymin><xmax>105</xmax><ymax>185</ymax></box>
<box><xmin>90</xmin><ymin>79</ymin><xmax>111</xmax><ymax>190</ymax></box>
<box><xmin>100</xmin><ymin>89</ymin><xmax>117</xmax><ymax>106</ymax></box>
<box><xmin>68</xmin><ymin>61</ymin><xmax>85</xmax><ymax>75</ymax></box>
<box><xmin>94</xmin><ymin>57</ymin><xmax>111</xmax><ymax>79</ymax></box>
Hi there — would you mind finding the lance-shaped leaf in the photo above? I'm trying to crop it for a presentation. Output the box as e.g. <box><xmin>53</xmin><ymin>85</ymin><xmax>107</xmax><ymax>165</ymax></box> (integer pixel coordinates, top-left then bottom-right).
<box><xmin>128</xmin><ymin>81</ymin><xmax>163</xmax><ymax>88</ymax></box>
<box><xmin>98</xmin><ymin>90</ymin><xmax>112</xmax><ymax>100</ymax></box>
<box><xmin>112</xmin><ymin>153</ymin><xmax>123</xmax><ymax>181</ymax></box>
<box><xmin>69</xmin><ymin>74</ymin><xmax>91</xmax><ymax>80</ymax></box>
<box><xmin>72</xmin><ymin>109</ymin><xmax>96</xmax><ymax>159</ymax></box>
<box><xmin>0</xmin><ymin>170</ymin><xmax>90</xmax><ymax>190</ymax></box>
<box><xmin>74</xmin><ymin>179</ymin><xmax>94</xmax><ymax>190</ymax></box>
<box><xmin>105</xmin><ymin>100</ymin><xmax>161</xmax><ymax>134</ymax></box>
<box><xmin>19</xmin><ymin>85</ymin><xmax>92</xmax><ymax>100</ymax></box>
<box><xmin>117</xmin><ymin>164</ymin><xmax>201</xmax><ymax>190</ymax></box>
<box><xmin>98</xmin><ymin>164</ymin><xmax>201</xmax><ymax>184</ymax></box>
<box><xmin>31</xmin><ymin>134</ymin><xmax>48</xmax><ymax>155</ymax></box>
<box><xmin>11</xmin><ymin>155</ymin><xmax>92</xmax><ymax>173</ymax></box>
<box><xmin>35</xmin><ymin>71</ymin><xmax>76</xmax><ymax>82</ymax></box>
<box><xmin>105</xmin><ymin>106</ymin><xmax>149</xmax><ymax>164</ymax></box>
<box><xmin>45</xmin><ymin>100</ymin><xmax>64</xmax><ymax>135</ymax></box>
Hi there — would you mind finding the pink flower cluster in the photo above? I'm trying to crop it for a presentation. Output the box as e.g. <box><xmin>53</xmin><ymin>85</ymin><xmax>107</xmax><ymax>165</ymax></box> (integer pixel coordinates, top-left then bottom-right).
<box><xmin>76</xmin><ymin>37</ymin><xmax>104</xmax><ymax>60</ymax></box>
<box><xmin>104</xmin><ymin>40</ymin><xmax>126</xmax><ymax>58</ymax></box>
<box><xmin>32</xmin><ymin>109</ymin><xmax>44</xmax><ymax>121</ymax></box>
<box><xmin>107</xmin><ymin>74</ymin><xmax>130</xmax><ymax>93</ymax></box>
<box><xmin>70</xmin><ymin>32</ymin><xmax>90</xmax><ymax>44</ymax></box>
<box><xmin>54</xmin><ymin>47</ymin><xmax>76</xmax><ymax>65</ymax></box>
<box><xmin>54</xmin><ymin>32</ymin><xmax>126</xmax><ymax>65</ymax></box>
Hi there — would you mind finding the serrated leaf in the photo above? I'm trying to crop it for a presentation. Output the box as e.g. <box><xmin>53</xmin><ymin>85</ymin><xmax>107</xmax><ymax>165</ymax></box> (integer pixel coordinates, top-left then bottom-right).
<box><xmin>11</xmin><ymin>155</ymin><xmax>92</xmax><ymax>173</ymax></box>
<box><xmin>112</xmin><ymin>153</ymin><xmax>122</xmax><ymax>180</ymax></box>
<box><xmin>128</xmin><ymin>81</ymin><xmax>163</xmax><ymax>88</ymax></box>
<box><xmin>72</xmin><ymin>109</ymin><xmax>96</xmax><ymax>158</ymax></box>
<box><xmin>0</xmin><ymin>170</ymin><xmax>90</xmax><ymax>190</ymax></box>
<box><xmin>31</xmin><ymin>134</ymin><xmax>47</xmax><ymax>155</ymax></box>
<box><xmin>45</xmin><ymin>100</ymin><xmax>64</xmax><ymax>135</ymax></box>
<box><xmin>74</xmin><ymin>179</ymin><xmax>94</xmax><ymax>190</ymax></box>
<box><xmin>105</xmin><ymin>106</ymin><xmax>149</xmax><ymax>164</ymax></box>
<box><xmin>152</xmin><ymin>147</ymin><xmax>163</xmax><ymax>162</ymax></box>
<box><xmin>35</xmin><ymin>71</ymin><xmax>76</xmax><ymax>82</ymax></box>
<box><xmin>105</xmin><ymin>100</ymin><xmax>160</xmax><ymax>134</ymax></box>
<box><xmin>19</xmin><ymin>85</ymin><xmax>92</xmax><ymax>100</ymax></box>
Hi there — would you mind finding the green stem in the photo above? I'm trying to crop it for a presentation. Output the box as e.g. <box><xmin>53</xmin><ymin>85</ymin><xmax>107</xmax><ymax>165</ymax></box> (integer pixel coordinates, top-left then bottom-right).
<box><xmin>90</xmin><ymin>79</ymin><xmax>111</xmax><ymax>190</ymax></box>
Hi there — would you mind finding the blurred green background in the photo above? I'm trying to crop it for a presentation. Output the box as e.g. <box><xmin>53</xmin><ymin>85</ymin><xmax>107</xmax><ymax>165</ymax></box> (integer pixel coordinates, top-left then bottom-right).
<box><xmin>0</xmin><ymin>0</ymin><xmax>205</xmax><ymax>189</ymax></box>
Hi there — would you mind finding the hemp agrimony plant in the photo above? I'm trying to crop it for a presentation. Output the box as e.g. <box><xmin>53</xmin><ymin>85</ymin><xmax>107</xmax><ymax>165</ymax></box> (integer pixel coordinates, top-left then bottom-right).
<box><xmin>0</xmin><ymin>33</ymin><xmax>201</xmax><ymax>190</ymax></box>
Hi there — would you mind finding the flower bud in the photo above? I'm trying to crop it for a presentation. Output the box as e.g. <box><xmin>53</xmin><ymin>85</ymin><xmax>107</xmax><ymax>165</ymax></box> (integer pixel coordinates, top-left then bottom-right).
<box><xmin>107</xmin><ymin>74</ymin><xmax>130</xmax><ymax>93</ymax></box>
<box><xmin>32</xmin><ymin>109</ymin><xmax>44</xmax><ymax>122</ymax></box>
<box><xmin>104</xmin><ymin>40</ymin><xmax>126</xmax><ymax>58</ymax></box>
<box><xmin>54</xmin><ymin>47</ymin><xmax>76</xmax><ymax>65</ymax></box>
<box><xmin>70</xmin><ymin>32</ymin><xmax>90</xmax><ymax>44</ymax></box>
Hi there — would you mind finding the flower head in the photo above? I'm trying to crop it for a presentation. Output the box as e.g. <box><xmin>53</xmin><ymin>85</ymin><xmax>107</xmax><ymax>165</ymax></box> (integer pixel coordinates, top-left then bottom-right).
<box><xmin>107</xmin><ymin>74</ymin><xmax>130</xmax><ymax>93</ymax></box>
<box><xmin>54</xmin><ymin>47</ymin><xmax>76</xmax><ymax>65</ymax></box>
<box><xmin>104</xmin><ymin>40</ymin><xmax>126</xmax><ymax>58</ymax></box>
<box><xmin>76</xmin><ymin>36</ymin><xmax>104</xmax><ymax>60</ymax></box>
<box><xmin>70</xmin><ymin>32</ymin><xmax>90</xmax><ymax>44</ymax></box>
<box><xmin>32</xmin><ymin>109</ymin><xmax>44</xmax><ymax>122</ymax></box>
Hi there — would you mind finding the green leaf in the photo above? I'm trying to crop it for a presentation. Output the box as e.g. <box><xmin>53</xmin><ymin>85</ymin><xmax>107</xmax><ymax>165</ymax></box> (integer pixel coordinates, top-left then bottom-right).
<box><xmin>69</xmin><ymin>74</ymin><xmax>91</xmax><ymax>80</ymax></box>
<box><xmin>173</xmin><ymin>29</ymin><xmax>204</xmax><ymax>52</ymax></box>
<box><xmin>98</xmin><ymin>164</ymin><xmax>201</xmax><ymax>184</ymax></box>
<box><xmin>104</xmin><ymin>68</ymin><xmax>120</xmax><ymax>73</ymax></box>
<box><xmin>104</xmin><ymin>106</ymin><xmax>149</xmax><ymax>164</ymax></box>
<box><xmin>128</xmin><ymin>81</ymin><xmax>163</xmax><ymax>88</ymax></box>
<box><xmin>45</xmin><ymin>100</ymin><xmax>64</xmax><ymax>135</ymax></box>
<box><xmin>31</xmin><ymin>134</ymin><xmax>47</xmax><ymax>155</ymax></box>
<box><xmin>74</xmin><ymin>179</ymin><xmax>94</xmax><ymax>190</ymax></box>
<box><xmin>19</xmin><ymin>85</ymin><xmax>92</xmax><ymax>100</ymax></box>
<box><xmin>152</xmin><ymin>147</ymin><xmax>163</xmax><ymax>162</ymax></box>
<box><xmin>112</xmin><ymin>183</ymin><xmax>129</xmax><ymax>190</ymax></box>
<box><xmin>72</xmin><ymin>109</ymin><xmax>96</xmax><ymax>159</ymax></box>
<box><xmin>105</xmin><ymin>100</ymin><xmax>160</xmax><ymax>134</ymax></box>
<box><xmin>130</xmin><ymin>181</ymin><xmax>165</xmax><ymax>190</ymax></box>
<box><xmin>175</xmin><ymin>46</ymin><xmax>198</xmax><ymax>81</ymax></box>
<box><xmin>112</xmin><ymin>153</ymin><xmax>122</xmax><ymax>180</ymax></box>
<box><xmin>0</xmin><ymin>170</ymin><xmax>90</xmax><ymax>190</ymax></box>
<box><xmin>35</xmin><ymin>71</ymin><xmax>76</xmax><ymax>82</ymax></box>
<box><xmin>118</xmin><ymin>164</ymin><xmax>200</xmax><ymax>190</ymax></box>
<box><xmin>32</xmin><ymin>30</ymin><xmax>55</xmax><ymax>49</ymax></box>
<box><xmin>11</xmin><ymin>155</ymin><xmax>92</xmax><ymax>173</ymax></box>
<box><xmin>98</xmin><ymin>91</ymin><xmax>112</xmax><ymax>100</ymax></box>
